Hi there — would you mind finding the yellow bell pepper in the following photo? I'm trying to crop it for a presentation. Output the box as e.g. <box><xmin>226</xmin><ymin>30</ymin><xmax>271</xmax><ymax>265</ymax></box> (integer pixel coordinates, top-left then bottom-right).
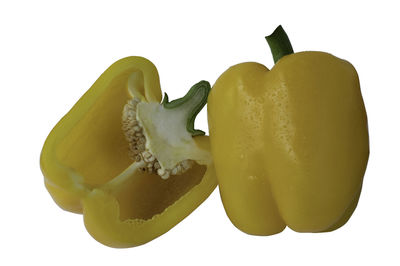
<box><xmin>40</xmin><ymin>56</ymin><xmax>217</xmax><ymax>247</ymax></box>
<box><xmin>207</xmin><ymin>26</ymin><xmax>369</xmax><ymax>235</ymax></box>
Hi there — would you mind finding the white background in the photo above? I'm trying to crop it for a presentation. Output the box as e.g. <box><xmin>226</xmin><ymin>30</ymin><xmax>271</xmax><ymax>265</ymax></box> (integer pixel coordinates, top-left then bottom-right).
<box><xmin>1</xmin><ymin>0</ymin><xmax>399</xmax><ymax>265</ymax></box>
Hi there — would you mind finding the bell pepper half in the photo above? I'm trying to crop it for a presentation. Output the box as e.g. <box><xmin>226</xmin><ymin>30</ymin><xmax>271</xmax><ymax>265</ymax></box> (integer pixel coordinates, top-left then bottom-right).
<box><xmin>40</xmin><ymin>56</ymin><xmax>217</xmax><ymax>247</ymax></box>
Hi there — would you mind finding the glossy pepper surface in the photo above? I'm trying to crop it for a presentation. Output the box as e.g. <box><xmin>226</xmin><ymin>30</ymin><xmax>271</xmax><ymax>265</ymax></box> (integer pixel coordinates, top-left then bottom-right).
<box><xmin>40</xmin><ymin>56</ymin><xmax>217</xmax><ymax>247</ymax></box>
<box><xmin>207</xmin><ymin>26</ymin><xmax>369</xmax><ymax>235</ymax></box>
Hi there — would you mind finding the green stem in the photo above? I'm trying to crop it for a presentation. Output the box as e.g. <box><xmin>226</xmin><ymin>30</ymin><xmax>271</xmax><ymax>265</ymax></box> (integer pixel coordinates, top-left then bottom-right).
<box><xmin>162</xmin><ymin>80</ymin><xmax>211</xmax><ymax>136</ymax></box>
<box><xmin>265</xmin><ymin>25</ymin><xmax>294</xmax><ymax>64</ymax></box>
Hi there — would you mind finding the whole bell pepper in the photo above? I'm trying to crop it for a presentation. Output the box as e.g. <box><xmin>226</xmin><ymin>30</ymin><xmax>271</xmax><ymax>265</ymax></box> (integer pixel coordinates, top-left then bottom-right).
<box><xmin>40</xmin><ymin>56</ymin><xmax>217</xmax><ymax>247</ymax></box>
<box><xmin>207</xmin><ymin>26</ymin><xmax>369</xmax><ymax>235</ymax></box>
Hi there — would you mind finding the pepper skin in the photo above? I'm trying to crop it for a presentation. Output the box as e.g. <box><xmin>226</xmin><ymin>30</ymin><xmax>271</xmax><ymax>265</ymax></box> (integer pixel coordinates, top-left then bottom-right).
<box><xmin>207</xmin><ymin>27</ymin><xmax>369</xmax><ymax>235</ymax></box>
<box><xmin>40</xmin><ymin>56</ymin><xmax>217</xmax><ymax>247</ymax></box>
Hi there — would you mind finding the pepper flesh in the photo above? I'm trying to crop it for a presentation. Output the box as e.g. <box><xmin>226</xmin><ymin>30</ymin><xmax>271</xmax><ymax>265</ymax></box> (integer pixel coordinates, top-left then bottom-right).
<box><xmin>40</xmin><ymin>56</ymin><xmax>217</xmax><ymax>247</ymax></box>
<box><xmin>208</xmin><ymin>35</ymin><xmax>369</xmax><ymax>235</ymax></box>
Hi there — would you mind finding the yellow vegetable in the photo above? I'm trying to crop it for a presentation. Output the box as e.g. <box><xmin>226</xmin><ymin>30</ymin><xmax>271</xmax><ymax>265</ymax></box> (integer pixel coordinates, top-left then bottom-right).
<box><xmin>40</xmin><ymin>56</ymin><xmax>217</xmax><ymax>247</ymax></box>
<box><xmin>207</xmin><ymin>26</ymin><xmax>369</xmax><ymax>235</ymax></box>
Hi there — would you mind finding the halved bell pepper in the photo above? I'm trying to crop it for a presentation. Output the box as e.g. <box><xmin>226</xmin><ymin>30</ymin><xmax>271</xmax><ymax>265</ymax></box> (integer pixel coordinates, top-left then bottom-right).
<box><xmin>40</xmin><ymin>56</ymin><xmax>217</xmax><ymax>247</ymax></box>
<box><xmin>207</xmin><ymin>26</ymin><xmax>369</xmax><ymax>235</ymax></box>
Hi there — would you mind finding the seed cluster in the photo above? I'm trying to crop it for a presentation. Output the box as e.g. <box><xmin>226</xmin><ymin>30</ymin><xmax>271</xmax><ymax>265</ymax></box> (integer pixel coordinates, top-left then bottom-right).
<box><xmin>122</xmin><ymin>98</ymin><xmax>193</xmax><ymax>179</ymax></box>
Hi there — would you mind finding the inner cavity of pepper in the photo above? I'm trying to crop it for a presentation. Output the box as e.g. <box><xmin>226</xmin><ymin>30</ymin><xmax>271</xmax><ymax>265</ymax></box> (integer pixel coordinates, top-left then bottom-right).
<box><xmin>113</xmin><ymin>163</ymin><xmax>206</xmax><ymax>220</ymax></box>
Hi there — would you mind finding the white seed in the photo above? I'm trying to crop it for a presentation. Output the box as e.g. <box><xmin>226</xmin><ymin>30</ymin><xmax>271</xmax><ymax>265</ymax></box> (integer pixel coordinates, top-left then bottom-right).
<box><xmin>126</xmin><ymin>114</ymin><xmax>135</xmax><ymax>121</ymax></box>
<box><xmin>160</xmin><ymin>171</ymin><xmax>170</xmax><ymax>180</ymax></box>
<box><xmin>157</xmin><ymin>168</ymin><xmax>165</xmax><ymax>176</ymax></box>
<box><xmin>144</xmin><ymin>155</ymin><xmax>155</xmax><ymax>163</ymax></box>
<box><xmin>143</xmin><ymin>156</ymin><xmax>153</xmax><ymax>163</ymax></box>
<box><xmin>142</xmin><ymin>151</ymin><xmax>151</xmax><ymax>159</ymax></box>
<box><xmin>171</xmin><ymin>168</ymin><xmax>178</xmax><ymax>175</ymax></box>
<box><xmin>175</xmin><ymin>165</ymin><xmax>182</xmax><ymax>174</ymax></box>
<box><xmin>126</xmin><ymin>121</ymin><xmax>135</xmax><ymax>128</ymax></box>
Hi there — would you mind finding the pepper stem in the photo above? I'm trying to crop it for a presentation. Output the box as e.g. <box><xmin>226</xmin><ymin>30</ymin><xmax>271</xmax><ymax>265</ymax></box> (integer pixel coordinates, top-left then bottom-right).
<box><xmin>265</xmin><ymin>25</ymin><xmax>294</xmax><ymax>64</ymax></box>
<box><xmin>162</xmin><ymin>80</ymin><xmax>211</xmax><ymax>136</ymax></box>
